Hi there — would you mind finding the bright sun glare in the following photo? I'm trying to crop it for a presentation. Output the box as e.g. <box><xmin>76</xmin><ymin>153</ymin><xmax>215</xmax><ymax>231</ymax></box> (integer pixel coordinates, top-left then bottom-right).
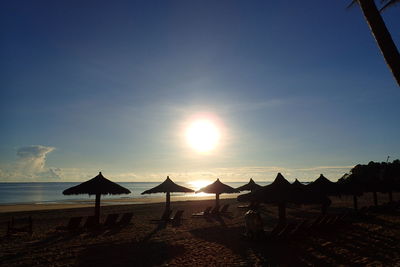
<box><xmin>186</xmin><ymin>119</ymin><xmax>220</xmax><ymax>153</ymax></box>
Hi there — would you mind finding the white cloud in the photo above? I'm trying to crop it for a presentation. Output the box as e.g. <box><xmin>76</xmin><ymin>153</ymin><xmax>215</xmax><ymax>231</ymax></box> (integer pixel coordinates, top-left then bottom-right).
<box><xmin>0</xmin><ymin>145</ymin><xmax>61</xmax><ymax>181</ymax></box>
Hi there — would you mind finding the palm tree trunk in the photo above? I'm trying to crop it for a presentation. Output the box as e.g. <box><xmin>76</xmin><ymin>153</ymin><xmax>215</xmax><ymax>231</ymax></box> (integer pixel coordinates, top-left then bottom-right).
<box><xmin>358</xmin><ymin>0</ymin><xmax>400</xmax><ymax>86</ymax></box>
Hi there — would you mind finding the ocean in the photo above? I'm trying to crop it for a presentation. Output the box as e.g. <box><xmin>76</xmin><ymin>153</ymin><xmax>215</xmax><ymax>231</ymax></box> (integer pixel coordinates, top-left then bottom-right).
<box><xmin>0</xmin><ymin>182</ymin><xmax>270</xmax><ymax>205</ymax></box>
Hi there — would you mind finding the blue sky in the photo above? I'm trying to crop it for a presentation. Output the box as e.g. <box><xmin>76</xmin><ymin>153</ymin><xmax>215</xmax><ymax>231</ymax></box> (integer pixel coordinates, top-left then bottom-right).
<box><xmin>1</xmin><ymin>0</ymin><xmax>399</xmax><ymax>182</ymax></box>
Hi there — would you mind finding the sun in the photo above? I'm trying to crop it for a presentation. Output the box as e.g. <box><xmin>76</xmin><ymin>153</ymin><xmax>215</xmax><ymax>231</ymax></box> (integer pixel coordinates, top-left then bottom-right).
<box><xmin>186</xmin><ymin>119</ymin><xmax>220</xmax><ymax>153</ymax></box>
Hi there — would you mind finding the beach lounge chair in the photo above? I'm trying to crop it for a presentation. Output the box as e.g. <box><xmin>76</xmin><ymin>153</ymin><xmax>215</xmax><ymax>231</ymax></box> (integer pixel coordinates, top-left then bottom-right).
<box><xmin>103</xmin><ymin>214</ymin><xmax>119</xmax><ymax>227</ymax></box>
<box><xmin>277</xmin><ymin>223</ymin><xmax>296</xmax><ymax>240</ymax></box>
<box><xmin>211</xmin><ymin>206</ymin><xmax>220</xmax><ymax>215</ymax></box>
<box><xmin>83</xmin><ymin>216</ymin><xmax>98</xmax><ymax>228</ymax></box>
<box><xmin>307</xmin><ymin>215</ymin><xmax>324</xmax><ymax>231</ymax></box>
<box><xmin>170</xmin><ymin>210</ymin><xmax>184</xmax><ymax>226</ymax></box>
<box><xmin>192</xmin><ymin>206</ymin><xmax>212</xmax><ymax>217</ymax></box>
<box><xmin>7</xmin><ymin>216</ymin><xmax>33</xmax><ymax>235</ymax></box>
<box><xmin>220</xmin><ymin>204</ymin><xmax>230</xmax><ymax>214</ymax></box>
<box><xmin>118</xmin><ymin>212</ymin><xmax>133</xmax><ymax>225</ymax></box>
<box><xmin>56</xmin><ymin>216</ymin><xmax>83</xmax><ymax>231</ymax></box>
<box><xmin>267</xmin><ymin>223</ymin><xmax>286</xmax><ymax>240</ymax></box>
<box><xmin>289</xmin><ymin>219</ymin><xmax>309</xmax><ymax>237</ymax></box>
<box><xmin>161</xmin><ymin>209</ymin><xmax>173</xmax><ymax>221</ymax></box>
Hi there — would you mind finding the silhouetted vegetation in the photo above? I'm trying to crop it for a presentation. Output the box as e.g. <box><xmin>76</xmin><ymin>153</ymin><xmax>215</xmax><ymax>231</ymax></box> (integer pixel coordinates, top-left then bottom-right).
<box><xmin>339</xmin><ymin>159</ymin><xmax>400</xmax><ymax>205</ymax></box>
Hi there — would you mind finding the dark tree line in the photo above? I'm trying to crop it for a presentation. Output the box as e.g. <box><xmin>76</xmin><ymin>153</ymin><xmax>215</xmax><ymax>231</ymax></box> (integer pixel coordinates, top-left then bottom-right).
<box><xmin>339</xmin><ymin>159</ymin><xmax>400</xmax><ymax>207</ymax></box>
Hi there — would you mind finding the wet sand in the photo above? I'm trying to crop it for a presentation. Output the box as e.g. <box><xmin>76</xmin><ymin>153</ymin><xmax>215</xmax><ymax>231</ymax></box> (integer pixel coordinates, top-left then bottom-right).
<box><xmin>0</xmin><ymin>193</ymin><xmax>399</xmax><ymax>266</ymax></box>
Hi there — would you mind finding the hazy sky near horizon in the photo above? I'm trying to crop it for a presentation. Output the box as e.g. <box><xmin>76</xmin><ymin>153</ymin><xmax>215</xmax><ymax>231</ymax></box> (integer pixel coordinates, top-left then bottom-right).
<box><xmin>1</xmin><ymin>1</ymin><xmax>399</xmax><ymax>182</ymax></box>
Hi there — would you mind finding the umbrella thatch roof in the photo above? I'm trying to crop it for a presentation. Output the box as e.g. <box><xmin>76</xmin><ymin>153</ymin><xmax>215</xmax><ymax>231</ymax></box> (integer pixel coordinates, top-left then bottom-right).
<box><xmin>307</xmin><ymin>174</ymin><xmax>339</xmax><ymax>196</ymax></box>
<box><xmin>236</xmin><ymin>178</ymin><xmax>262</xmax><ymax>192</ymax></box>
<box><xmin>292</xmin><ymin>179</ymin><xmax>305</xmax><ymax>189</ymax></box>
<box><xmin>197</xmin><ymin>179</ymin><xmax>240</xmax><ymax>194</ymax></box>
<box><xmin>237</xmin><ymin>173</ymin><xmax>291</xmax><ymax>204</ymax></box>
<box><xmin>63</xmin><ymin>172</ymin><xmax>131</xmax><ymax>196</ymax></box>
<box><xmin>141</xmin><ymin>176</ymin><xmax>194</xmax><ymax>194</ymax></box>
<box><xmin>238</xmin><ymin>173</ymin><xmax>329</xmax><ymax>205</ymax></box>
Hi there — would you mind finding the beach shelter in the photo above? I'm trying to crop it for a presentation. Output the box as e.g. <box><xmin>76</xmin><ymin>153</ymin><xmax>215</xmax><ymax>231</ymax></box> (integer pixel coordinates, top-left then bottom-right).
<box><xmin>141</xmin><ymin>176</ymin><xmax>194</xmax><ymax>212</ymax></box>
<box><xmin>63</xmin><ymin>172</ymin><xmax>131</xmax><ymax>224</ymax></box>
<box><xmin>197</xmin><ymin>179</ymin><xmax>240</xmax><ymax>210</ymax></box>
<box><xmin>238</xmin><ymin>173</ymin><xmax>329</xmax><ymax>224</ymax></box>
<box><xmin>307</xmin><ymin>174</ymin><xmax>339</xmax><ymax>196</ymax></box>
<box><xmin>336</xmin><ymin>177</ymin><xmax>364</xmax><ymax>211</ymax></box>
<box><xmin>291</xmin><ymin>179</ymin><xmax>305</xmax><ymax>189</ymax></box>
<box><xmin>236</xmin><ymin>178</ymin><xmax>262</xmax><ymax>192</ymax></box>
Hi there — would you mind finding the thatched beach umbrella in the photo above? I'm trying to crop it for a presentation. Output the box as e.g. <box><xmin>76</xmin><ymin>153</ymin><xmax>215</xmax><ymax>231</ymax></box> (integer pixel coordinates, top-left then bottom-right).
<box><xmin>238</xmin><ymin>173</ymin><xmax>330</xmax><ymax>224</ymax></box>
<box><xmin>306</xmin><ymin>174</ymin><xmax>339</xmax><ymax>214</ymax></box>
<box><xmin>236</xmin><ymin>178</ymin><xmax>262</xmax><ymax>192</ymax></box>
<box><xmin>337</xmin><ymin>176</ymin><xmax>364</xmax><ymax>211</ymax></box>
<box><xmin>141</xmin><ymin>176</ymin><xmax>194</xmax><ymax>212</ymax></box>
<box><xmin>238</xmin><ymin>173</ymin><xmax>292</xmax><ymax>224</ymax></box>
<box><xmin>292</xmin><ymin>179</ymin><xmax>305</xmax><ymax>189</ymax></box>
<box><xmin>308</xmin><ymin>174</ymin><xmax>339</xmax><ymax>196</ymax></box>
<box><xmin>197</xmin><ymin>179</ymin><xmax>240</xmax><ymax>210</ymax></box>
<box><xmin>63</xmin><ymin>172</ymin><xmax>131</xmax><ymax>224</ymax></box>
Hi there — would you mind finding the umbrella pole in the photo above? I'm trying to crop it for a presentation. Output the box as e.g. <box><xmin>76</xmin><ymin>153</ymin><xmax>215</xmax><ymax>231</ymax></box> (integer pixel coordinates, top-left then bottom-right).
<box><xmin>95</xmin><ymin>193</ymin><xmax>101</xmax><ymax>224</ymax></box>
<box><xmin>278</xmin><ymin>202</ymin><xmax>286</xmax><ymax>225</ymax></box>
<box><xmin>216</xmin><ymin>193</ymin><xmax>220</xmax><ymax>210</ymax></box>
<box><xmin>353</xmin><ymin>195</ymin><xmax>358</xmax><ymax>211</ymax></box>
<box><xmin>166</xmin><ymin>191</ymin><xmax>171</xmax><ymax>211</ymax></box>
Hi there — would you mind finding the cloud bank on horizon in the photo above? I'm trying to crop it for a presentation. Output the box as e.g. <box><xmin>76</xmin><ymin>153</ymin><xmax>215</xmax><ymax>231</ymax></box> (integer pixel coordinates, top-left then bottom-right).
<box><xmin>0</xmin><ymin>144</ymin><xmax>354</xmax><ymax>182</ymax></box>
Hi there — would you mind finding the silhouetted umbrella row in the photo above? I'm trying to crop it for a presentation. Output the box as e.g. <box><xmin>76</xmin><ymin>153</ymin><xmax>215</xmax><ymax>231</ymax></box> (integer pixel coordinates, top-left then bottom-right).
<box><xmin>237</xmin><ymin>173</ymin><xmax>332</xmax><ymax>224</ymax></box>
<box><xmin>63</xmin><ymin>168</ymin><xmax>400</xmax><ymax>225</ymax></box>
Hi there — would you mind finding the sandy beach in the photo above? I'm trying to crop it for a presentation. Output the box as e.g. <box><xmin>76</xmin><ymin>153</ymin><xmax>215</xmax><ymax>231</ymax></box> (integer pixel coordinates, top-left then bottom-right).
<box><xmin>1</xmin><ymin>193</ymin><xmax>399</xmax><ymax>266</ymax></box>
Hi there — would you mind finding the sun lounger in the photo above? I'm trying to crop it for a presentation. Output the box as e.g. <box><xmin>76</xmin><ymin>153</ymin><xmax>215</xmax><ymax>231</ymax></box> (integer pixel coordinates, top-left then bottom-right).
<box><xmin>56</xmin><ymin>216</ymin><xmax>83</xmax><ymax>231</ymax></box>
<box><xmin>267</xmin><ymin>223</ymin><xmax>286</xmax><ymax>240</ymax></box>
<box><xmin>119</xmin><ymin>212</ymin><xmax>133</xmax><ymax>225</ymax></box>
<box><xmin>83</xmin><ymin>216</ymin><xmax>98</xmax><ymax>228</ymax></box>
<box><xmin>170</xmin><ymin>210</ymin><xmax>184</xmax><ymax>226</ymax></box>
<box><xmin>289</xmin><ymin>219</ymin><xmax>309</xmax><ymax>237</ymax></box>
<box><xmin>211</xmin><ymin>206</ymin><xmax>220</xmax><ymax>214</ymax></box>
<box><xmin>307</xmin><ymin>215</ymin><xmax>324</xmax><ymax>231</ymax></box>
<box><xmin>104</xmin><ymin>214</ymin><xmax>119</xmax><ymax>227</ymax></box>
<box><xmin>192</xmin><ymin>206</ymin><xmax>212</xmax><ymax>217</ymax></box>
<box><xmin>276</xmin><ymin>223</ymin><xmax>296</xmax><ymax>239</ymax></box>
<box><xmin>161</xmin><ymin>209</ymin><xmax>173</xmax><ymax>221</ymax></box>
<box><xmin>220</xmin><ymin>204</ymin><xmax>230</xmax><ymax>214</ymax></box>
<box><xmin>7</xmin><ymin>216</ymin><xmax>33</xmax><ymax>235</ymax></box>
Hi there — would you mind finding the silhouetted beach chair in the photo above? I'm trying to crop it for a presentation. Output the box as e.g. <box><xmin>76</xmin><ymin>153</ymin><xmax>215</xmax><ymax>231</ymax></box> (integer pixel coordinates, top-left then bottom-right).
<box><xmin>104</xmin><ymin>214</ymin><xmax>119</xmax><ymax>227</ymax></box>
<box><xmin>170</xmin><ymin>210</ymin><xmax>184</xmax><ymax>226</ymax></box>
<box><xmin>289</xmin><ymin>219</ymin><xmax>309</xmax><ymax>237</ymax></box>
<box><xmin>119</xmin><ymin>212</ymin><xmax>133</xmax><ymax>225</ymax></box>
<box><xmin>307</xmin><ymin>215</ymin><xmax>324</xmax><ymax>231</ymax></box>
<box><xmin>56</xmin><ymin>216</ymin><xmax>83</xmax><ymax>231</ymax></box>
<box><xmin>266</xmin><ymin>223</ymin><xmax>286</xmax><ymax>240</ymax></box>
<box><xmin>7</xmin><ymin>216</ymin><xmax>33</xmax><ymax>235</ymax></box>
<box><xmin>161</xmin><ymin>209</ymin><xmax>172</xmax><ymax>221</ymax></box>
<box><xmin>276</xmin><ymin>223</ymin><xmax>296</xmax><ymax>240</ymax></box>
<box><xmin>83</xmin><ymin>216</ymin><xmax>98</xmax><ymax>228</ymax></box>
<box><xmin>192</xmin><ymin>206</ymin><xmax>212</xmax><ymax>217</ymax></box>
<box><xmin>211</xmin><ymin>206</ymin><xmax>220</xmax><ymax>215</ymax></box>
<box><xmin>220</xmin><ymin>204</ymin><xmax>230</xmax><ymax>214</ymax></box>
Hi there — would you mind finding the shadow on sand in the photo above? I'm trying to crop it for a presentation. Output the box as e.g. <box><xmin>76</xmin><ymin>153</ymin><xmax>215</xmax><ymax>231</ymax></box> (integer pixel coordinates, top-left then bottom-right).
<box><xmin>77</xmin><ymin>239</ymin><xmax>185</xmax><ymax>267</ymax></box>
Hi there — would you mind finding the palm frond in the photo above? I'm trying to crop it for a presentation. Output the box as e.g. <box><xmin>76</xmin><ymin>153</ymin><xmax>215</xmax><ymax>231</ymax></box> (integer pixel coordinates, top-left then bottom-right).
<box><xmin>347</xmin><ymin>0</ymin><xmax>359</xmax><ymax>9</ymax></box>
<box><xmin>380</xmin><ymin>0</ymin><xmax>400</xmax><ymax>12</ymax></box>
